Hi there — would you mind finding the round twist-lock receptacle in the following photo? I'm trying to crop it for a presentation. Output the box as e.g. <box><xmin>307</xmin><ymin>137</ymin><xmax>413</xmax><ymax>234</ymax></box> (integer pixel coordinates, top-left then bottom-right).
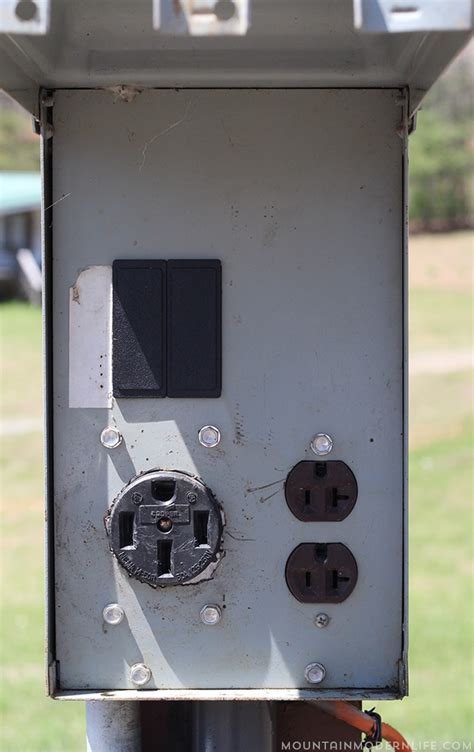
<box><xmin>106</xmin><ymin>470</ymin><xmax>224</xmax><ymax>587</ymax></box>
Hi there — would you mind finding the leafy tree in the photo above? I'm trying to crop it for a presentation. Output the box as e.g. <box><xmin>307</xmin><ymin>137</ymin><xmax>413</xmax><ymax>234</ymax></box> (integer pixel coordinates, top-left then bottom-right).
<box><xmin>409</xmin><ymin>48</ymin><xmax>473</xmax><ymax>230</ymax></box>
<box><xmin>410</xmin><ymin>111</ymin><xmax>473</xmax><ymax>229</ymax></box>
<box><xmin>0</xmin><ymin>95</ymin><xmax>40</xmax><ymax>171</ymax></box>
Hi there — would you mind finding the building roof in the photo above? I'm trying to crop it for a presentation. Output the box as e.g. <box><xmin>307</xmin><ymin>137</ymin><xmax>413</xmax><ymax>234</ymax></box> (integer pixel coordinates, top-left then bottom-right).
<box><xmin>0</xmin><ymin>171</ymin><xmax>41</xmax><ymax>217</ymax></box>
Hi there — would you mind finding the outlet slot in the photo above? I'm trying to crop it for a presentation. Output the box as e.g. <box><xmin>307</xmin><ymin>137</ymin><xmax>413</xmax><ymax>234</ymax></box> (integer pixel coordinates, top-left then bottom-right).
<box><xmin>315</xmin><ymin>462</ymin><xmax>327</xmax><ymax>478</ymax></box>
<box><xmin>285</xmin><ymin>461</ymin><xmax>358</xmax><ymax>521</ymax></box>
<box><xmin>152</xmin><ymin>479</ymin><xmax>176</xmax><ymax>502</ymax></box>
<box><xmin>194</xmin><ymin>510</ymin><xmax>210</xmax><ymax>547</ymax></box>
<box><xmin>157</xmin><ymin>540</ymin><xmax>173</xmax><ymax>576</ymax></box>
<box><xmin>329</xmin><ymin>569</ymin><xmax>350</xmax><ymax>594</ymax></box>
<box><xmin>315</xmin><ymin>543</ymin><xmax>328</xmax><ymax>563</ymax></box>
<box><xmin>286</xmin><ymin>542</ymin><xmax>358</xmax><ymax>603</ymax></box>
<box><xmin>119</xmin><ymin>511</ymin><xmax>135</xmax><ymax>548</ymax></box>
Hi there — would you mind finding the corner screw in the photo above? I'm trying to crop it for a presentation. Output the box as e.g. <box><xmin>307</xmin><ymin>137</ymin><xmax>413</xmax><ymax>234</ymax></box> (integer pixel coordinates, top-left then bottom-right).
<box><xmin>132</xmin><ymin>492</ymin><xmax>143</xmax><ymax>505</ymax></box>
<box><xmin>198</xmin><ymin>426</ymin><xmax>221</xmax><ymax>448</ymax></box>
<box><xmin>304</xmin><ymin>662</ymin><xmax>326</xmax><ymax>684</ymax></box>
<box><xmin>102</xmin><ymin>603</ymin><xmax>125</xmax><ymax>626</ymax></box>
<box><xmin>314</xmin><ymin>613</ymin><xmax>330</xmax><ymax>629</ymax></box>
<box><xmin>187</xmin><ymin>492</ymin><xmax>198</xmax><ymax>504</ymax></box>
<box><xmin>130</xmin><ymin>663</ymin><xmax>152</xmax><ymax>686</ymax></box>
<box><xmin>100</xmin><ymin>426</ymin><xmax>122</xmax><ymax>449</ymax></box>
<box><xmin>200</xmin><ymin>604</ymin><xmax>222</xmax><ymax>625</ymax></box>
<box><xmin>310</xmin><ymin>433</ymin><xmax>333</xmax><ymax>456</ymax></box>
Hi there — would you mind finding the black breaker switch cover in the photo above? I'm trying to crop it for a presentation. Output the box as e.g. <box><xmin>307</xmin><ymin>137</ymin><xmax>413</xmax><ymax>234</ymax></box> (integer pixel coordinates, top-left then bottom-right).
<box><xmin>112</xmin><ymin>260</ymin><xmax>166</xmax><ymax>397</ymax></box>
<box><xmin>112</xmin><ymin>259</ymin><xmax>222</xmax><ymax>398</ymax></box>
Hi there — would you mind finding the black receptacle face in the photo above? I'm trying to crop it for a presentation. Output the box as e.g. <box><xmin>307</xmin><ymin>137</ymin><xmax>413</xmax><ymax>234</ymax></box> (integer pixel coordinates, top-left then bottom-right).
<box><xmin>106</xmin><ymin>470</ymin><xmax>224</xmax><ymax>587</ymax></box>
<box><xmin>285</xmin><ymin>461</ymin><xmax>358</xmax><ymax>521</ymax></box>
<box><xmin>285</xmin><ymin>542</ymin><xmax>358</xmax><ymax>604</ymax></box>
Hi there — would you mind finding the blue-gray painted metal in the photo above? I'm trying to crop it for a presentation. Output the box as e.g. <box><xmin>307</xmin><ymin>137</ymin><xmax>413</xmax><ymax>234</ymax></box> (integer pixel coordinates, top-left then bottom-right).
<box><xmin>49</xmin><ymin>88</ymin><xmax>406</xmax><ymax>700</ymax></box>
<box><xmin>354</xmin><ymin>0</ymin><xmax>473</xmax><ymax>32</ymax></box>
<box><xmin>0</xmin><ymin>1</ymin><xmax>471</xmax><ymax>116</ymax></box>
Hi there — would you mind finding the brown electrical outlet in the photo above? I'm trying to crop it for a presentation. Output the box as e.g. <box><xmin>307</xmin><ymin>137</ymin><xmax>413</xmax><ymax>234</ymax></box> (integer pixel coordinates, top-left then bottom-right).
<box><xmin>285</xmin><ymin>542</ymin><xmax>358</xmax><ymax>603</ymax></box>
<box><xmin>285</xmin><ymin>461</ymin><xmax>358</xmax><ymax>521</ymax></box>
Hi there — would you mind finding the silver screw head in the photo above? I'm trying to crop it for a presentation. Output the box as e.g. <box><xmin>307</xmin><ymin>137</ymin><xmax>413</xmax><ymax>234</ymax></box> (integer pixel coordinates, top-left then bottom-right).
<box><xmin>314</xmin><ymin>613</ymin><xmax>330</xmax><ymax>629</ymax></box>
<box><xmin>310</xmin><ymin>433</ymin><xmax>333</xmax><ymax>456</ymax></box>
<box><xmin>304</xmin><ymin>662</ymin><xmax>326</xmax><ymax>684</ymax></box>
<box><xmin>100</xmin><ymin>426</ymin><xmax>122</xmax><ymax>449</ymax></box>
<box><xmin>102</xmin><ymin>603</ymin><xmax>125</xmax><ymax>626</ymax></box>
<box><xmin>198</xmin><ymin>426</ymin><xmax>221</xmax><ymax>448</ymax></box>
<box><xmin>158</xmin><ymin>517</ymin><xmax>173</xmax><ymax>533</ymax></box>
<box><xmin>200</xmin><ymin>604</ymin><xmax>222</xmax><ymax>625</ymax></box>
<box><xmin>130</xmin><ymin>663</ymin><xmax>152</xmax><ymax>686</ymax></box>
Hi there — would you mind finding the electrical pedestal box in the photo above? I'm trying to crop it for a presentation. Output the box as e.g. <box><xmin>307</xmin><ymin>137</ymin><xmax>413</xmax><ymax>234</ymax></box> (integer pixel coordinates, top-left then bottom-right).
<box><xmin>48</xmin><ymin>88</ymin><xmax>407</xmax><ymax>700</ymax></box>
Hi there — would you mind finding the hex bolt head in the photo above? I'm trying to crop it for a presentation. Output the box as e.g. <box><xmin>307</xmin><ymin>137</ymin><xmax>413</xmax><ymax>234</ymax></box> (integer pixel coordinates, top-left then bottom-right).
<box><xmin>314</xmin><ymin>613</ymin><xmax>330</xmax><ymax>629</ymax></box>
<box><xmin>102</xmin><ymin>603</ymin><xmax>125</xmax><ymax>626</ymax></box>
<box><xmin>100</xmin><ymin>426</ymin><xmax>122</xmax><ymax>449</ymax></box>
<box><xmin>130</xmin><ymin>663</ymin><xmax>152</xmax><ymax>686</ymax></box>
<box><xmin>200</xmin><ymin>604</ymin><xmax>222</xmax><ymax>625</ymax></box>
<box><xmin>304</xmin><ymin>662</ymin><xmax>326</xmax><ymax>684</ymax></box>
<box><xmin>198</xmin><ymin>425</ymin><xmax>221</xmax><ymax>448</ymax></box>
<box><xmin>310</xmin><ymin>433</ymin><xmax>333</xmax><ymax>456</ymax></box>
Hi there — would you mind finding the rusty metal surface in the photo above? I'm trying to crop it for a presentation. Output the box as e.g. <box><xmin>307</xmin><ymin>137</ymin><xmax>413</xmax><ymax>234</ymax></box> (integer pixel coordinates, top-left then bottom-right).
<box><xmin>276</xmin><ymin>701</ymin><xmax>361</xmax><ymax>749</ymax></box>
<box><xmin>141</xmin><ymin>700</ymin><xmax>361</xmax><ymax>751</ymax></box>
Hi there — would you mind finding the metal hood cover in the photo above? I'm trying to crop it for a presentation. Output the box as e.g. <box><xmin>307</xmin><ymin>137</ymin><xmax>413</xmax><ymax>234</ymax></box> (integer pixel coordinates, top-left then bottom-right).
<box><xmin>0</xmin><ymin>0</ymin><xmax>472</xmax><ymax>114</ymax></box>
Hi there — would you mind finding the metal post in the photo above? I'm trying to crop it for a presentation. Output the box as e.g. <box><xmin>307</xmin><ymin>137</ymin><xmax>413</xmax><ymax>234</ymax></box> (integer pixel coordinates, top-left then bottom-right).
<box><xmin>191</xmin><ymin>701</ymin><xmax>275</xmax><ymax>752</ymax></box>
<box><xmin>86</xmin><ymin>701</ymin><xmax>141</xmax><ymax>752</ymax></box>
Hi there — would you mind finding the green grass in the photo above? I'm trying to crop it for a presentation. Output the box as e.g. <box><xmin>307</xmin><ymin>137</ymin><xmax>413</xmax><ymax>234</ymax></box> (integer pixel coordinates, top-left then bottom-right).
<box><xmin>410</xmin><ymin>288</ymin><xmax>473</xmax><ymax>353</ymax></box>
<box><xmin>0</xmin><ymin>301</ymin><xmax>42</xmax><ymax>419</ymax></box>
<box><xmin>0</xmin><ymin>303</ymin><xmax>85</xmax><ymax>750</ymax></box>
<box><xmin>377</xmin><ymin>427</ymin><xmax>474</xmax><ymax>742</ymax></box>
<box><xmin>410</xmin><ymin>370</ymin><xmax>473</xmax><ymax>450</ymax></box>
<box><xmin>0</xmin><ymin>232</ymin><xmax>473</xmax><ymax>749</ymax></box>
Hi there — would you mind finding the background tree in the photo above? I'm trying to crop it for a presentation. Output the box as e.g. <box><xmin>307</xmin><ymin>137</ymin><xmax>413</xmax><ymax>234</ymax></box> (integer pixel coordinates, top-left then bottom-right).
<box><xmin>410</xmin><ymin>44</ymin><xmax>473</xmax><ymax>231</ymax></box>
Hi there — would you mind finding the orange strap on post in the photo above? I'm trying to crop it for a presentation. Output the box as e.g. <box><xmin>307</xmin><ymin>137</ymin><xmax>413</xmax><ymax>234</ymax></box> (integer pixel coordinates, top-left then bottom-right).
<box><xmin>307</xmin><ymin>700</ymin><xmax>413</xmax><ymax>752</ymax></box>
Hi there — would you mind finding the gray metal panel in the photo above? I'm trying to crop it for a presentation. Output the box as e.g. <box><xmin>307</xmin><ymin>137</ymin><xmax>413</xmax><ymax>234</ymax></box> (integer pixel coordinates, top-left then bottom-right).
<box><xmin>354</xmin><ymin>0</ymin><xmax>473</xmax><ymax>32</ymax></box>
<box><xmin>51</xmin><ymin>88</ymin><xmax>405</xmax><ymax>697</ymax></box>
<box><xmin>0</xmin><ymin>47</ymin><xmax>39</xmax><ymax>113</ymax></box>
<box><xmin>0</xmin><ymin>0</ymin><xmax>471</xmax><ymax>116</ymax></box>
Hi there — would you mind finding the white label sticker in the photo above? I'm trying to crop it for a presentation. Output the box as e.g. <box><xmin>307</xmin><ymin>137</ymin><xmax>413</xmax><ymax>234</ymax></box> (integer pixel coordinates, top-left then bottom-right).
<box><xmin>69</xmin><ymin>266</ymin><xmax>112</xmax><ymax>408</ymax></box>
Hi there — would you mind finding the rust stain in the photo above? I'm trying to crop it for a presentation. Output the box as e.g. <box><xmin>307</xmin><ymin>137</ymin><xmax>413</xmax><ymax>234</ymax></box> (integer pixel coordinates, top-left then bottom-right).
<box><xmin>234</xmin><ymin>403</ymin><xmax>244</xmax><ymax>445</ymax></box>
<box><xmin>71</xmin><ymin>284</ymin><xmax>80</xmax><ymax>303</ymax></box>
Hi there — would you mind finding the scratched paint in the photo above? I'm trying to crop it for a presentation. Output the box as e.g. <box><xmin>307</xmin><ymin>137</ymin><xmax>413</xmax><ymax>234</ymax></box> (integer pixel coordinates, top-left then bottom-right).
<box><xmin>69</xmin><ymin>265</ymin><xmax>112</xmax><ymax>408</ymax></box>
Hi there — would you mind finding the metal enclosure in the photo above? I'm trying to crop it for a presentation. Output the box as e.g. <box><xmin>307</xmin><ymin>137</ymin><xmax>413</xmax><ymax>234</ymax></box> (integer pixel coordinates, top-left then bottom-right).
<box><xmin>1</xmin><ymin>0</ymin><xmax>472</xmax><ymax>115</ymax></box>
<box><xmin>48</xmin><ymin>87</ymin><xmax>407</xmax><ymax>700</ymax></box>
